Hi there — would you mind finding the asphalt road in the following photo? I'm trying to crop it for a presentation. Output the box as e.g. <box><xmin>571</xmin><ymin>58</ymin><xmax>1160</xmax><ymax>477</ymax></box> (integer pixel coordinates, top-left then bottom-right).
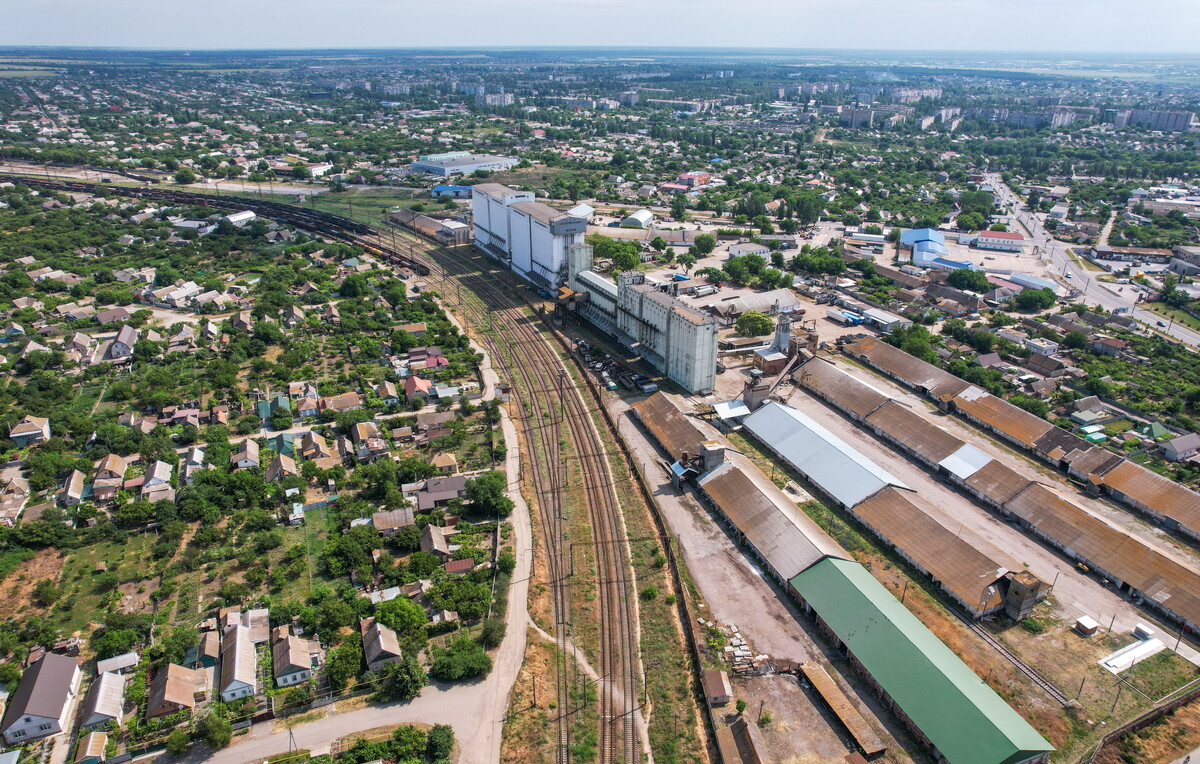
<box><xmin>987</xmin><ymin>173</ymin><xmax>1200</xmax><ymax>348</ymax></box>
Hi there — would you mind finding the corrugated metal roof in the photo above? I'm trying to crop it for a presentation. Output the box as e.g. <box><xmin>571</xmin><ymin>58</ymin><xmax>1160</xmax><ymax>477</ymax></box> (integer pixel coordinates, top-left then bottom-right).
<box><xmin>842</xmin><ymin>336</ymin><xmax>969</xmax><ymax>400</ymax></box>
<box><xmin>1004</xmin><ymin>484</ymin><xmax>1200</xmax><ymax>626</ymax></box>
<box><xmin>1100</xmin><ymin>461</ymin><xmax>1200</xmax><ymax>537</ymax></box>
<box><xmin>80</xmin><ymin>671</ymin><xmax>125</xmax><ymax>725</ymax></box>
<box><xmin>962</xmin><ymin>460</ymin><xmax>1031</xmax><ymax>506</ymax></box>
<box><xmin>743</xmin><ymin>401</ymin><xmax>907</xmax><ymax>508</ymax></box>
<box><xmin>852</xmin><ymin>487</ymin><xmax>1011</xmax><ymax>613</ymax></box>
<box><xmin>795</xmin><ymin>358</ymin><xmax>888</xmax><ymax>419</ymax></box>
<box><xmin>791</xmin><ymin>559</ymin><xmax>1054</xmax><ymax>764</ymax></box>
<box><xmin>952</xmin><ymin>386</ymin><xmax>1053</xmax><ymax>448</ymax></box>
<box><xmin>697</xmin><ymin>458</ymin><xmax>849</xmax><ymax>581</ymax></box>
<box><xmin>630</xmin><ymin>392</ymin><xmax>707</xmax><ymax>460</ymax></box>
<box><xmin>866</xmin><ymin>401</ymin><xmax>964</xmax><ymax>465</ymax></box>
<box><xmin>939</xmin><ymin>443</ymin><xmax>994</xmax><ymax>481</ymax></box>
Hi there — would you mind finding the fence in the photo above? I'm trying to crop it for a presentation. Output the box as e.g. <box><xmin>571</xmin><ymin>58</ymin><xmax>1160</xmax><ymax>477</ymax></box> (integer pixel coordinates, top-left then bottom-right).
<box><xmin>1084</xmin><ymin>684</ymin><xmax>1200</xmax><ymax>762</ymax></box>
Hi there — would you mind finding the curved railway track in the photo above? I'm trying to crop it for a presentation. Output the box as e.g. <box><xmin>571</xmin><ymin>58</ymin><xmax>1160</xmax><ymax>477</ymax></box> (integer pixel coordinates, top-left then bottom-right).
<box><xmin>4</xmin><ymin>171</ymin><xmax>648</xmax><ymax>763</ymax></box>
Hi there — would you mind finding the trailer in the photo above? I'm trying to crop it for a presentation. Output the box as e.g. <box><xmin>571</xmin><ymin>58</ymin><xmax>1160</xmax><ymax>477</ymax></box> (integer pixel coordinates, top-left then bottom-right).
<box><xmin>826</xmin><ymin>308</ymin><xmax>862</xmax><ymax>326</ymax></box>
<box><xmin>693</xmin><ymin>285</ymin><xmax>719</xmax><ymax>297</ymax></box>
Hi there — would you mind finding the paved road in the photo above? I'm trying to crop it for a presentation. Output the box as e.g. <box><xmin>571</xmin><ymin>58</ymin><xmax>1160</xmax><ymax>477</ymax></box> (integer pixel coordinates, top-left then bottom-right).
<box><xmin>988</xmin><ymin>174</ymin><xmax>1200</xmax><ymax>348</ymax></box>
<box><xmin>190</xmin><ymin>397</ymin><xmax>532</xmax><ymax>764</ymax></box>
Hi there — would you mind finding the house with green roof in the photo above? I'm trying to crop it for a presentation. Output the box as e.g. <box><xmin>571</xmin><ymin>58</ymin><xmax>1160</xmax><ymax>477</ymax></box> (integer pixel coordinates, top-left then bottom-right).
<box><xmin>790</xmin><ymin>558</ymin><xmax>1053</xmax><ymax>764</ymax></box>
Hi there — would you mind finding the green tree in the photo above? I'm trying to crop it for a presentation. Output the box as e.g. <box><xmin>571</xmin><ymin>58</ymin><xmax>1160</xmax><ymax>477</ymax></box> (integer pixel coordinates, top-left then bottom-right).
<box><xmin>429</xmin><ymin>638</ymin><xmax>492</xmax><ymax>682</ymax></box>
<box><xmin>1063</xmin><ymin>330</ymin><xmax>1088</xmax><ymax>350</ymax></box>
<box><xmin>427</xmin><ymin>724</ymin><xmax>456</xmax><ymax>760</ymax></box>
<box><xmin>1013</xmin><ymin>288</ymin><xmax>1056</xmax><ymax>312</ymax></box>
<box><xmin>735</xmin><ymin>311</ymin><xmax>773</xmax><ymax>337</ymax></box>
<box><xmin>165</xmin><ymin>729</ymin><xmax>190</xmax><ymax>757</ymax></box>
<box><xmin>375</xmin><ymin>597</ymin><xmax>428</xmax><ymax>644</ymax></box>
<box><xmin>670</xmin><ymin>194</ymin><xmax>688</xmax><ymax>221</ymax></box>
<box><xmin>465</xmin><ymin>470</ymin><xmax>514</xmax><ymax>518</ymax></box>
<box><xmin>195</xmin><ymin>713</ymin><xmax>232</xmax><ymax>749</ymax></box>
<box><xmin>612</xmin><ymin>248</ymin><xmax>641</xmax><ymax>273</ymax></box>
<box><xmin>373</xmin><ymin>655</ymin><xmax>427</xmax><ymax>702</ymax></box>
<box><xmin>693</xmin><ymin>233</ymin><xmax>717</xmax><ymax>255</ymax></box>
<box><xmin>650</xmin><ymin>236</ymin><xmax>667</xmax><ymax>253</ymax></box>
<box><xmin>174</xmin><ymin>168</ymin><xmax>197</xmax><ymax>184</ymax></box>
<box><xmin>677</xmin><ymin>252</ymin><xmax>697</xmax><ymax>273</ymax></box>
<box><xmin>945</xmin><ymin>268</ymin><xmax>991</xmax><ymax>293</ymax></box>
<box><xmin>324</xmin><ymin>641</ymin><xmax>363</xmax><ymax>691</ymax></box>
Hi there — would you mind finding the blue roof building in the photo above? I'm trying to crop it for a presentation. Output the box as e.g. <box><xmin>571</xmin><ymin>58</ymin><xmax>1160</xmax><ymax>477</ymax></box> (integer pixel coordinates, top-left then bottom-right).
<box><xmin>432</xmin><ymin>185</ymin><xmax>473</xmax><ymax>198</ymax></box>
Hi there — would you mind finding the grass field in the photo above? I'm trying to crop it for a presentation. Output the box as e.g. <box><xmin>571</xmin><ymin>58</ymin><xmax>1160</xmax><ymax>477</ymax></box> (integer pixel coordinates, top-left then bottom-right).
<box><xmin>1145</xmin><ymin>302</ymin><xmax>1200</xmax><ymax>332</ymax></box>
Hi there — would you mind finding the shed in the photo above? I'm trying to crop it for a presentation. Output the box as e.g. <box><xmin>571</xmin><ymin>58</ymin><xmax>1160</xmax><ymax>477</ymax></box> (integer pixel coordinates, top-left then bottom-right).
<box><xmin>701</xmin><ymin>669</ymin><xmax>732</xmax><ymax>706</ymax></box>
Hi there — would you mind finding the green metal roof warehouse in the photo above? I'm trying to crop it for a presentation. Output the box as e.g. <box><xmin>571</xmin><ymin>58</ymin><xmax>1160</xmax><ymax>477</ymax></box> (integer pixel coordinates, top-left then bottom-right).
<box><xmin>791</xmin><ymin>558</ymin><xmax>1053</xmax><ymax>764</ymax></box>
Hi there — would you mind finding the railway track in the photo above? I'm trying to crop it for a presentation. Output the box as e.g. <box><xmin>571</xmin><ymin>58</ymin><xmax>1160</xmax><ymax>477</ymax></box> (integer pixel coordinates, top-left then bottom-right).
<box><xmin>959</xmin><ymin>614</ymin><xmax>1073</xmax><ymax>707</ymax></box>
<box><xmin>6</xmin><ymin>170</ymin><xmax>648</xmax><ymax>762</ymax></box>
<box><xmin>382</xmin><ymin>238</ymin><xmax>645</xmax><ymax>763</ymax></box>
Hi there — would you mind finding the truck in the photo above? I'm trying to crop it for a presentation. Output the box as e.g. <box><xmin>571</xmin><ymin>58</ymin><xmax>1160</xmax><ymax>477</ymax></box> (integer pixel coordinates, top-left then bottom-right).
<box><xmin>826</xmin><ymin>308</ymin><xmax>862</xmax><ymax>326</ymax></box>
<box><xmin>693</xmin><ymin>285</ymin><xmax>719</xmax><ymax>297</ymax></box>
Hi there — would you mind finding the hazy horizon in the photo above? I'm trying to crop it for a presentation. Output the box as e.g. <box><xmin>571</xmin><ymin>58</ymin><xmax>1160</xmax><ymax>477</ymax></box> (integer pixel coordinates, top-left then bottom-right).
<box><xmin>2</xmin><ymin>0</ymin><xmax>1198</xmax><ymax>55</ymax></box>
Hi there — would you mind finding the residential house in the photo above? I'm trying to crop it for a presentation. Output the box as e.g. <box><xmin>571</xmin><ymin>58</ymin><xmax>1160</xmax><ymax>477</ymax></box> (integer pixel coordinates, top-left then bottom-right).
<box><xmin>10</xmin><ymin>415</ymin><xmax>51</xmax><ymax>447</ymax></box>
<box><xmin>271</xmin><ymin>627</ymin><xmax>324</xmax><ymax>688</ymax></box>
<box><xmin>287</xmin><ymin>381</ymin><xmax>318</xmax><ymax>400</ymax></box>
<box><xmin>58</xmin><ymin>469</ymin><xmax>86</xmax><ymax>507</ymax></box>
<box><xmin>0</xmin><ymin>653</ymin><xmax>82</xmax><ymax>744</ymax></box>
<box><xmin>376</xmin><ymin>381</ymin><xmax>399</xmax><ymax>405</ymax></box>
<box><xmin>282</xmin><ymin>305</ymin><xmax>306</xmax><ymax>330</ymax></box>
<box><xmin>405</xmin><ymin>376</ymin><xmax>434</xmax><ymax>402</ymax></box>
<box><xmin>408</xmin><ymin>476</ymin><xmax>469</xmax><ymax>513</ymax></box>
<box><xmin>184</xmin><ymin>631</ymin><xmax>221</xmax><ymax>670</ymax></box>
<box><xmin>372</xmin><ymin>508</ymin><xmax>416</xmax><ymax>536</ymax></box>
<box><xmin>296</xmin><ymin>396</ymin><xmax>319</xmax><ymax>418</ymax></box>
<box><xmin>109</xmin><ymin>325</ymin><xmax>139</xmax><ymax>360</ymax></box>
<box><xmin>232</xmin><ymin>439</ymin><xmax>261</xmax><ymax>470</ymax></box>
<box><xmin>300</xmin><ymin>432</ymin><xmax>334</xmax><ymax>461</ymax></box>
<box><xmin>141</xmin><ymin>460</ymin><xmax>175</xmax><ymax>503</ymax></box>
<box><xmin>181</xmin><ymin>446</ymin><xmax>209</xmax><ymax>485</ymax></box>
<box><xmin>269</xmin><ymin>432</ymin><xmax>296</xmax><ymax>457</ymax></box>
<box><xmin>146</xmin><ymin>664</ymin><xmax>197</xmax><ymax>719</ymax></box>
<box><xmin>1089</xmin><ymin>336</ymin><xmax>1128</xmax><ymax>357</ymax></box>
<box><xmin>431</xmin><ymin>453</ymin><xmax>458</xmax><ymax>475</ymax></box>
<box><xmin>95</xmin><ymin>308</ymin><xmax>131</xmax><ymax>325</ymax></box>
<box><xmin>230</xmin><ymin>311</ymin><xmax>254</xmax><ymax>332</ymax></box>
<box><xmin>1162</xmin><ymin>433</ymin><xmax>1200</xmax><ymax>462</ymax></box>
<box><xmin>218</xmin><ymin>626</ymin><xmax>257</xmax><ymax>702</ymax></box>
<box><xmin>420</xmin><ymin>525</ymin><xmax>453</xmax><ymax>560</ymax></box>
<box><xmin>360</xmin><ymin>618</ymin><xmax>403</xmax><ymax>673</ymax></box>
<box><xmin>265</xmin><ymin>454</ymin><xmax>299</xmax><ymax>483</ymax></box>
<box><xmin>79</xmin><ymin>671</ymin><xmax>126</xmax><ymax>729</ymax></box>
<box><xmin>320</xmin><ymin>392</ymin><xmax>363</xmax><ymax>413</ymax></box>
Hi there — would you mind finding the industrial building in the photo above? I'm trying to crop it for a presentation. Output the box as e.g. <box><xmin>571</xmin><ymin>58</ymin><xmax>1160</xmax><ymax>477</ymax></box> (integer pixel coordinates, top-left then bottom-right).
<box><xmin>970</xmin><ymin>230</ymin><xmax>1026</xmax><ymax>252</ymax></box>
<box><xmin>562</xmin><ymin>245</ymin><xmax>720</xmax><ymax>393</ymax></box>
<box><xmin>629</xmin><ymin>392</ymin><xmax>1053</xmax><ymax>764</ymax></box>
<box><xmin>808</xmin><ymin>347</ymin><xmax>1200</xmax><ymax>630</ymax></box>
<box><xmin>411</xmin><ymin>154</ymin><xmax>519</xmax><ymax>176</ymax></box>
<box><xmin>471</xmin><ymin>183</ymin><xmax>588</xmax><ymax>290</ymax></box>
<box><xmin>791</xmin><ymin>559</ymin><xmax>1054</xmax><ymax>764</ymax></box>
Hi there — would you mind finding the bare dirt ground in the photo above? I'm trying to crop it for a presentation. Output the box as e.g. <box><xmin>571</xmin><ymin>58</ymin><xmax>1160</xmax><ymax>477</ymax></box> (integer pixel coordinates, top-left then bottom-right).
<box><xmin>0</xmin><ymin>548</ymin><xmax>65</xmax><ymax>622</ymax></box>
<box><xmin>500</xmin><ymin>628</ymin><xmax>558</xmax><ymax>764</ymax></box>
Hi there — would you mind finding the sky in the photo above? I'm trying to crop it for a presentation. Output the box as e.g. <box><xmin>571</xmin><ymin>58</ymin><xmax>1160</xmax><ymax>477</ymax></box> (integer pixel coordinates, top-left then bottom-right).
<box><xmin>1</xmin><ymin>0</ymin><xmax>1199</xmax><ymax>54</ymax></box>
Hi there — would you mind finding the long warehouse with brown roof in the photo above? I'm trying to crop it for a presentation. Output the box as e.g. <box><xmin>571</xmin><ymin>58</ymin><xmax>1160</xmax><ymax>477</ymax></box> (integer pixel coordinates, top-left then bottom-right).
<box><xmin>796</xmin><ymin>354</ymin><xmax>1200</xmax><ymax>630</ymax></box>
<box><xmin>841</xmin><ymin>337</ymin><xmax>1200</xmax><ymax>542</ymax></box>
